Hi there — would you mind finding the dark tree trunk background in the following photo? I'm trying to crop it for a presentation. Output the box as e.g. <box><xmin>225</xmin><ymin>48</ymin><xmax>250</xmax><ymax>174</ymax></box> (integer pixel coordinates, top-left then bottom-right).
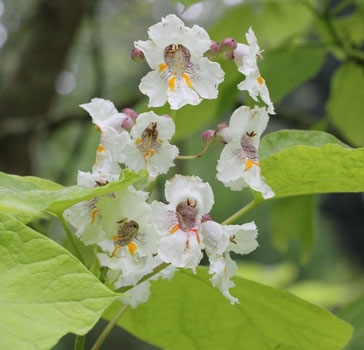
<box><xmin>0</xmin><ymin>0</ymin><xmax>96</xmax><ymax>175</ymax></box>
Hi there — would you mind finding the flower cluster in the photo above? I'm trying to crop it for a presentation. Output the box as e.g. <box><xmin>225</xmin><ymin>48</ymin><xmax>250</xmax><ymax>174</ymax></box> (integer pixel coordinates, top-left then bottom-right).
<box><xmin>65</xmin><ymin>14</ymin><xmax>276</xmax><ymax>306</ymax></box>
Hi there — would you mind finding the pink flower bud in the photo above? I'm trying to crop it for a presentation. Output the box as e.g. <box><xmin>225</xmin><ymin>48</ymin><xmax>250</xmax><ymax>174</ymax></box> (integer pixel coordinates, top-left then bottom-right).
<box><xmin>121</xmin><ymin>115</ymin><xmax>135</xmax><ymax>131</ymax></box>
<box><xmin>220</xmin><ymin>38</ymin><xmax>237</xmax><ymax>52</ymax></box>
<box><xmin>201</xmin><ymin>213</ymin><xmax>212</xmax><ymax>222</ymax></box>
<box><xmin>201</xmin><ymin>129</ymin><xmax>215</xmax><ymax>142</ymax></box>
<box><xmin>131</xmin><ymin>48</ymin><xmax>145</xmax><ymax>62</ymax></box>
<box><xmin>122</xmin><ymin>107</ymin><xmax>138</xmax><ymax>120</ymax></box>
<box><xmin>204</xmin><ymin>41</ymin><xmax>220</xmax><ymax>59</ymax></box>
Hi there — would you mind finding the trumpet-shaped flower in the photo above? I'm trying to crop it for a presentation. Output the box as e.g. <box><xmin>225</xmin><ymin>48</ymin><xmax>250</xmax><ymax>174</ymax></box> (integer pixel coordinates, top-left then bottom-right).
<box><xmin>134</xmin><ymin>14</ymin><xmax>224</xmax><ymax>110</ymax></box>
<box><xmin>216</xmin><ymin>106</ymin><xmax>274</xmax><ymax>199</ymax></box>
<box><xmin>123</xmin><ymin>111</ymin><xmax>179</xmax><ymax>181</ymax></box>
<box><xmin>151</xmin><ymin>175</ymin><xmax>214</xmax><ymax>270</ymax></box>
<box><xmin>80</xmin><ymin>98</ymin><xmax>131</xmax><ymax>175</ymax></box>
<box><xmin>201</xmin><ymin>219</ymin><xmax>259</xmax><ymax>304</ymax></box>
<box><xmin>234</xmin><ymin>28</ymin><xmax>275</xmax><ymax>114</ymax></box>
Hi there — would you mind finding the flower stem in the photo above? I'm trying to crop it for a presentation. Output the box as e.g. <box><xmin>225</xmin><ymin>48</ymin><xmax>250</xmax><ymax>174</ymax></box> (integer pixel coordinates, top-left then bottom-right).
<box><xmin>90</xmin><ymin>304</ymin><xmax>129</xmax><ymax>350</ymax></box>
<box><xmin>177</xmin><ymin>137</ymin><xmax>214</xmax><ymax>160</ymax></box>
<box><xmin>58</xmin><ymin>213</ymin><xmax>86</xmax><ymax>266</ymax></box>
<box><xmin>170</xmin><ymin>110</ymin><xmax>177</xmax><ymax>120</ymax></box>
<box><xmin>116</xmin><ymin>262</ymin><xmax>171</xmax><ymax>293</ymax></box>
<box><xmin>221</xmin><ymin>200</ymin><xmax>259</xmax><ymax>225</ymax></box>
<box><xmin>74</xmin><ymin>335</ymin><xmax>86</xmax><ymax>350</ymax></box>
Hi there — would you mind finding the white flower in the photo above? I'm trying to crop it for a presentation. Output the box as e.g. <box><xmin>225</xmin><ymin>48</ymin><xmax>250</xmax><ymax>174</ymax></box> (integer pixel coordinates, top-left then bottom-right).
<box><xmin>201</xmin><ymin>220</ymin><xmax>259</xmax><ymax>304</ymax></box>
<box><xmin>135</xmin><ymin>14</ymin><xmax>224</xmax><ymax>110</ymax></box>
<box><xmin>151</xmin><ymin>175</ymin><xmax>214</xmax><ymax>270</ymax></box>
<box><xmin>234</xmin><ymin>28</ymin><xmax>275</xmax><ymax>114</ymax></box>
<box><xmin>123</xmin><ymin>112</ymin><xmax>179</xmax><ymax>181</ymax></box>
<box><xmin>80</xmin><ymin>98</ymin><xmax>131</xmax><ymax>175</ymax></box>
<box><xmin>107</xmin><ymin>262</ymin><xmax>175</xmax><ymax>308</ymax></box>
<box><xmin>216</xmin><ymin>106</ymin><xmax>275</xmax><ymax>199</ymax></box>
<box><xmin>96</xmin><ymin>186</ymin><xmax>159</xmax><ymax>257</ymax></box>
<box><xmin>63</xmin><ymin>171</ymin><xmax>119</xmax><ymax>243</ymax></box>
<box><xmin>209</xmin><ymin>254</ymin><xmax>239</xmax><ymax>304</ymax></box>
<box><xmin>80</xmin><ymin>98</ymin><xmax>126</xmax><ymax>133</ymax></box>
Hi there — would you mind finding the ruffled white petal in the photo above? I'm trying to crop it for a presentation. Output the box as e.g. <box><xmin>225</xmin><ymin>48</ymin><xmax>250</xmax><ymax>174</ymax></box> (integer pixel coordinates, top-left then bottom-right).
<box><xmin>209</xmin><ymin>254</ymin><xmax>239</xmax><ymax>304</ymax></box>
<box><xmin>158</xmin><ymin>230</ymin><xmax>203</xmax><ymax>270</ymax></box>
<box><xmin>139</xmin><ymin>70</ymin><xmax>169</xmax><ymax>108</ymax></box>
<box><xmin>165</xmin><ymin>175</ymin><xmax>214</xmax><ymax>215</ymax></box>
<box><xmin>80</xmin><ymin>98</ymin><xmax>126</xmax><ymax>132</ymax></box>
<box><xmin>225</xmin><ymin>222</ymin><xmax>259</xmax><ymax>255</ymax></box>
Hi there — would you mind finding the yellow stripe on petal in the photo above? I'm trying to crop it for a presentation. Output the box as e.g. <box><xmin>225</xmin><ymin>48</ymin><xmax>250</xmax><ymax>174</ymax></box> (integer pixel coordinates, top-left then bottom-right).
<box><xmin>97</xmin><ymin>145</ymin><xmax>105</xmax><ymax>153</ymax></box>
<box><xmin>169</xmin><ymin>224</ymin><xmax>180</xmax><ymax>234</ymax></box>
<box><xmin>257</xmin><ymin>75</ymin><xmax>265</xmax><ymax>85</ymax></box>
<box><xmin>169</xmin><ymin>76</ymin><xmax>176</xmax><ymax>91</ymax></box>
<box><xmin>127</xmin><ymin>242</ymin><xmax>137</xmax><ymax>255</ymax></box>
<box><xmin>143</xmin><ymin>149</ymin><xmax>155</xmax><ymax>159</ymax></box>
<box><xmin>183</xmin><ymin>73</ymin><xmax>192</xmax><ymax>88</ymax></box>
<box><xmin>158</xmin><ymin>63</ymin><xmax>168</xmax><ymax>72</ymax></box>
<box><xmin>245</xmin><ymin>159</ymin><xmax>260</xmax><ymax>170</ymax></box>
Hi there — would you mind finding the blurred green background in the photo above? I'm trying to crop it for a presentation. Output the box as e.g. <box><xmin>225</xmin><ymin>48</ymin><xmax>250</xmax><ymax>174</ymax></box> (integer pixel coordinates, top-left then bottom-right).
<box><xmin>0</xmin><ymin>0</ymin><xmax>363</xmax><ymax>348</ymax></box>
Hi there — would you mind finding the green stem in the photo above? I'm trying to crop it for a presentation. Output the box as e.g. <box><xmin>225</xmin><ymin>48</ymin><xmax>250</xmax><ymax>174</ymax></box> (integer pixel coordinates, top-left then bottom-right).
<box><xmin>91</xmin><ymin>304</ymin><xmax>129</xmax><ymax>350</ymax></box>
<box><xmin>74</xmin><ymin>335</ymin><xmax>86</xmax><ymax>350</ymax></box>
<box><xmin>170</xmin><ymin>110</ymin><xmax>177</xmax><ymax>120</ymax></box>
<box><xmin>117</xmin><ymin>262</ymin><xmax>170</xmax><ymax>293</ymax></box>
<box><xmin>221</xmin><ymin>200</ymin><xmax>259</xmax><ymax>225</ymax></box>
<box><xmin>177</xmin><ymin>137</ymin><xmax>214</xmax><ymax>160</ymax></box>
<box><xmin>58</xmin><ymin>213</ymin><xmax>86</xmax><ymax>266</ymax></box>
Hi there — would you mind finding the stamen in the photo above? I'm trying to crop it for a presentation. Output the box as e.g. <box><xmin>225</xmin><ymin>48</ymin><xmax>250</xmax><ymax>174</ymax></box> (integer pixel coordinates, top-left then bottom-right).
<box><xmin>110</xmin><ymin>218</ymin><xmax>140</xmax><ymax>257</ymax></box>
<box><xmin>164</xmin><ymin>44</ymin><xmax>194</xmax><ymax>91</ymax></box>
<box><xmin>111</xmin><ymin>245</ymin><xmax>121</xmax><ymax>257</ymax></box>
<box><xmin>91</xmin><ymin>209</ymin><xmax>100</xmax><ymax>224</ymax></box>
<box><xmin>176</xmin><ymin>199</ymin><xmax>199</xmax><ymax>233</ymax></box>
<box><xmin>136</xmin><ymin>122</ymin><xmax>162</xmax><ymax>159</ymax></box>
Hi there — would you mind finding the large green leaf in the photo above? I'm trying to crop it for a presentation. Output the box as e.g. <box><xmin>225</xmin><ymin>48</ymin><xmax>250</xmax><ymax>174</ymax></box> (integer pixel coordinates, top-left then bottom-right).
<box><xmin>271</xmin><ymin>194</ymin><xmax>315</xmax><ymax>260</ymax></box>
<box><xmin>105</xmin><ymin>267</ymin><xmax>352</xmax><ymax>349</ymax></box>
<box><xmin>327</xmin><ymin>61</ymin><xmax>364</xmax><ymax>147</ymax></box>
<box><xmin>259</xmin><ymin>45</ymin><xmax>325</xmax><ymax>102</ymax></box>
<box><xmin>338</xmin><ymin>293</ymin><xmax>364</xmax><ymax>350</ymax></box>
<box><xmin>0</xmin><ymin>212</ymin><xmax>119</xmax><ymax>350</ymax></box>
<box><xmin>0</xmin><ymin>169</ymin><xmax>147</xmax><ymax>222</ymax></box>
<box><xmin>260</xmin><ymin>129</ymin><xmax>350</xmax><ymax>159</ymax></box>
<box><xmin>210</xmin><ymin>0</ymin><xmax>313</xmax><ymax>47</ymax></box>
<box><xmin>259</xmin><ymin>130</ymin><xmax>364</xmax><ymax>198</ymax></box>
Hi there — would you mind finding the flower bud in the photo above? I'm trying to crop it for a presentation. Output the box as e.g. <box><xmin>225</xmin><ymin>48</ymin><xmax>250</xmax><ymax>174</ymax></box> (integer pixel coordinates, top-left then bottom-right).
<box><xmin>201</xmin><ymin>213</ymin><xmax>212</xmax><ymax>222</ymax></box>
<box><xmin>122</xmin><ymin>107</ymin><xmax>138</xmax><ymax>120</ymax></box>
<box><xmin>131</xmin><ymin>48</ymin><xmax>145</xmax><ymax>62</ymax></box>
<box><xmin>204</xmin><ymin>40</ymin><xmax>220</xmax><ymax>59</ymax></box>
<box><xmin>121</xmin><ymin>115</ymin><xmax>135</xmax><ymax>131</ymax></box>
<box><xmin>220</xmin><ymin>38</ymin><xmax>237</xmax><ymax>52</ymax></box>
<box><xmin>201</xmin><ymin>129</ymin><xmax>215</xmax><ymax>142</ymax></box>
